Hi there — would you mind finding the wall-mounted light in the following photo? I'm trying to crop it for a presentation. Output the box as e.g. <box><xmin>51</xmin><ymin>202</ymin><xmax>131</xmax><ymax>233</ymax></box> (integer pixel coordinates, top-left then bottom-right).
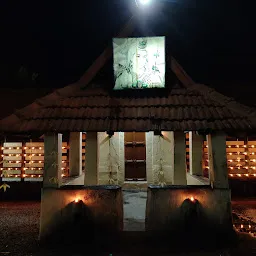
<box><xmin>154</xmin><ymin>130</ymin><xmax>162</xmax><ymax>136</ymax></box>
<box><xmin>106</xmin><ymin>131</ymin><xmax>114</xmax><ymax>137</ymax></box>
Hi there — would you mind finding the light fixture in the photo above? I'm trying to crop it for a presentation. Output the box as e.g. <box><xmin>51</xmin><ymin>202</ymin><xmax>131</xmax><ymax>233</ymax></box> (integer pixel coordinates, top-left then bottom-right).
<box><xmin>190</xmin><ymin>196</ymin><xmax>195</xmax><ymax>202</ymax></box>
<box><xmin>138</xmin><ymin>0</ymin><xmax>151</xmax><ymax>5</ymax></box>
<box><xmin>74</xmin><ymin>198</ymin><xmax>80</xmax><ymax>203</ymax></box>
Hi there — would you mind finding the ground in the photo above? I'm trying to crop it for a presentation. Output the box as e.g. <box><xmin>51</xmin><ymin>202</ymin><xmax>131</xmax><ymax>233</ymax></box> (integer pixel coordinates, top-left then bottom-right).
<box><xmin>0</xmin><ymin>192</ymin><xmax>256</xmax><ymax>255</ymax></box>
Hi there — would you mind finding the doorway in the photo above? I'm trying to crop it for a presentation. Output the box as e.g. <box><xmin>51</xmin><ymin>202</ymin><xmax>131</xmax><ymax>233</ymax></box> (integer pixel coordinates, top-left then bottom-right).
<box><xmin>124</xmin><ymin>132</ymin><xmax>146</xmax><ymax>181</ymax></box>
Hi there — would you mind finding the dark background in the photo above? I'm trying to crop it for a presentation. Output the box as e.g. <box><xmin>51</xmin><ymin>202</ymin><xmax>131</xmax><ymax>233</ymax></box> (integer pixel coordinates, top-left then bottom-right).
<box><xmin>0</xmin><ymin>0</ymin><xmax>255</xmax><ymax>118</ymax></box>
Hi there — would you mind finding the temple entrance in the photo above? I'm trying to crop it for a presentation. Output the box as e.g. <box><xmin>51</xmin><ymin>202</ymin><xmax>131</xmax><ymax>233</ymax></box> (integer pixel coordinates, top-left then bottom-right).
<box><xmin>124</xmin><ymin>132</ymin><xmax>146</xmax><ymax>181</ymax></box>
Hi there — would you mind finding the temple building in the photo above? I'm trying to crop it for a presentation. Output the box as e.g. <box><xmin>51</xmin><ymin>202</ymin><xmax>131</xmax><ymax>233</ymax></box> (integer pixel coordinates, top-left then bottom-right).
<box><xmin>0</xmin><ymin>19</ymin><xmax>256</xmax><ymax>244</ymax></box>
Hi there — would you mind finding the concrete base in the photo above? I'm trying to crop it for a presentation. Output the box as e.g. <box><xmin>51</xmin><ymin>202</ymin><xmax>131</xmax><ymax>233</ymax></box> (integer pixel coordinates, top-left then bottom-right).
<box><xmin>146</xmin><ymin>185</ymin><xmax>236</xmax><ymax>247</ymax></box>
<box><xmin>39</xmin><ymin>185</ymin><xmax>123</xmax><ymax>245</ymax></box>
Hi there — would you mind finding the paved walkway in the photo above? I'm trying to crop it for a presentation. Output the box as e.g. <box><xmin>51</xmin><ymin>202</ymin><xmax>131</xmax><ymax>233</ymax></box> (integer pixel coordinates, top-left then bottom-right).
<box><xmin>123</xmin><ymin>190</ymin><xmax>147</xmax><ymax>231</ymax></box>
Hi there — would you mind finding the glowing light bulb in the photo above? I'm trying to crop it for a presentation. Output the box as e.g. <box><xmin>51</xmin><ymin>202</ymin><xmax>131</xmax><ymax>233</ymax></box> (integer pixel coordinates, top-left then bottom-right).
<box><xmin>249</xmin><ymin>225</ymin><xmax>251</xmax><ymax>229</ymax></box>
<box><xmin>237</xmin><ymin>174</ymin><xmax>241</xmax><ymax>177</ymax></box>
<box><xmin>139</xmin><ymin>0</ymin><xmax>151</xmax><ymax>4</ymax></box>
<box><xmin>230</xmin><ymin>174</ymin><xmax>233</xmax><ymax>177</ymax></box>
<box><xmin>32</xmin><ymin>147</ymin><xmax>35</xmax><ymax>149</ymax></box>
<box><xmin>229</xmin><ymin>153</ymin><xmax>232</xmax><ymax>155</ymax></box>
<box><xmin>39</xmin><ymin>147</ymin><xmax>42</xmax><ymax>150</ymax></box>
<box><xmin>74</xmin><ymin>198</ymin><xmax>79</xmax><ymax>203</ymax></box>
<box><xmin>17</xmin><ymin>147</ymin><xmax>20</xmax><ymax>149</ymax></box>
<box><xmin>228</xmin><ymin>145</ymin><xmax>231</xmax><ymax>148</ymax></box>
<box><xmin>241</xmin><ymin>224</ymin><xmax>244</xmax><ymax>228</ymax></box>
<box><xmin>190</xmin><ymin>197</ymin><xmax>195</xmax><ymax>202</ymax></box>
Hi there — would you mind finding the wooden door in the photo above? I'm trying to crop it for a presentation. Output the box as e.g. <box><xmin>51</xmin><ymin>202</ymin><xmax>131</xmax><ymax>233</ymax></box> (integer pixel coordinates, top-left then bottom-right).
<box><xmin>124</xmin><ymin>132</ymin><xmax>146</xmax><ymax>181</ymax></box>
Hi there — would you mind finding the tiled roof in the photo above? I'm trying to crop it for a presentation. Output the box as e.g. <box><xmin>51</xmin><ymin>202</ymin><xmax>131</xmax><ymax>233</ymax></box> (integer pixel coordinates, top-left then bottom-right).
<box><xmin>1</xmin><ymin>16</ymin><xmax>256</xmax><ymax>133</ymax></box>
<box><xmin>0</xmin><ymin>81</ymin><xmax>256</xmax><ymax>133</ymax></box>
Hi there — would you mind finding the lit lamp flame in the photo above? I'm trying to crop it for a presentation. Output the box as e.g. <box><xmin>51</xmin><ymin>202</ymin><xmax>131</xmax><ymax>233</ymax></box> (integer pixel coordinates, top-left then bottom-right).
<box><xmin>74</xmin><ymin>198</ymin><xmax>79</xmax><ymax>203</ymax></box>
<box><xmin>241</xmin><ymin>224</ymin><xmax>243</xmax><ymax>229</ymax></box>
<box><xmin>190</xmin><ymin>196</ymin><xmax>195</xmax><ymax>202</ymax></box>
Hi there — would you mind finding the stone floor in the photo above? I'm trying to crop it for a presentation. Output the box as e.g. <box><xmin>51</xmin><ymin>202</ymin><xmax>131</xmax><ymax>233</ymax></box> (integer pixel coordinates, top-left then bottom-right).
<box><xmin>123</xmin><ymin>190</ymin><xmax>147</xmax><ymax>231</ymax></box>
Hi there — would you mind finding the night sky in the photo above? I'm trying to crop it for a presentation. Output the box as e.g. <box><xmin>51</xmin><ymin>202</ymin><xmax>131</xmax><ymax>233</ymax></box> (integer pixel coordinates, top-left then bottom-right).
<box><xmin>1</xmin><ymin>0</ymin><xmax>256</xmax><ymax>107</ymax></box>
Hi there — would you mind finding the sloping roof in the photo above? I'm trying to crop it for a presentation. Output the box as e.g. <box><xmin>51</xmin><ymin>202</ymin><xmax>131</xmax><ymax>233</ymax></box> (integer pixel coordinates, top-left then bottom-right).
<box><xmin>1</xmin><ymin>18</ymin><xmax>256</xmax><ymax>133</ymax></box>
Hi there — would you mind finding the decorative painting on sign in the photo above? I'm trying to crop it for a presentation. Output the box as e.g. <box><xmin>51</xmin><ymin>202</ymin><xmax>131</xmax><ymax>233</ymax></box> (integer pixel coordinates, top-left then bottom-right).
<box><xmin>113</xmin><ymin>37</ymin><xmax>165</xmax><ymax>90</ymax></box>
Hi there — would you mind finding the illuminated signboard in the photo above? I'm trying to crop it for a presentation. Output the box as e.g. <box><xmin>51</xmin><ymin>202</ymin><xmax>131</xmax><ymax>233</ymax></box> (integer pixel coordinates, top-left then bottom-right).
<box><xmin>113</xmin><ymin>37</ymin><xmax>165</xmax><ymax>90</ymax></box>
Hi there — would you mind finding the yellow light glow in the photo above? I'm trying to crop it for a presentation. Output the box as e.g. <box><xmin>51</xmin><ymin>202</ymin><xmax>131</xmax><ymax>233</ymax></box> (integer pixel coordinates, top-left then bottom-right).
<box><xmin>61</xmin><ymin>174</ymin><xmax>64</xmax><ymax>177</ymax></box>
<box><xmin>241</xmin><ymin>224</ymin><xmax>244</xmax><ymax>228</ymax></box>
<box><xmin>24</xmin><ymin>147</ymin><xmax>27</xmax><ymax>149</ymax></box>
<box><xmin>32</xmin><ymin>147</ymin><xmax>35</xmax><ymax>149</ymax></box>
<box><xmin>62</xmin><ymin>147</ymin><xmax>65</xmax><ymax>149</ymax></box>
<box><xmin>39</xmin><ymin>154</ymin><xmax>41</xmax><ymax>156</ymax></box>
<box><xmin>74</xmin><ymin>198</ymin><xmax>79</xmax><ymax>203</ymax></box>
<box><xmin>17</xmin><ymin>147</ymin><xmax>20</xmax><ymax>149</ymax></box>
<box><xmin>229</xmin><ymin>160</ymin><xmax>233</xmax><ymax>162</ymax></box>
<box><xmin>244</xmin><ymin>145</ymin><xmax>247</xmax><ymax>148</ymax></box>
<box><xmin>249</xmin><ymin>225</ymin><xmax>251</xmax><ymax>229</ymax></box>
<box><xmin>252</xmin><ymin>152</ymin><xmax>255</xmax><ymax>155</ymax></box>
<box><xmin>1</xmin><ymin>147</ymin><xmax>4</xmax><ymax>150</ymax></box>
<box><xmin>39</xmin><ymin>147</ymin><xmax>42</xmax><ymax>150</ymax></box>
<box><xmin>15</xmin><ymin>175</ymin><xmax>18</xmax><ymax>177</ymax></box>
<box><xmin>244</xmin><ymin>152</ymin><xmax>247</xmax><ymax>155</ymax></box>
<box><xmin>190</xmin><ymin>196</ymin><xmax>195</xmax><ymax>202</ymax></box>
<box><xmin>24</xmin><ymin>154</ymin><xmax>26</xmax><ymax>156</ymax></box>
<box><xmin>32</xmin><ymin>154</ymin><xmax>35</xmax><ymax>156</ymax></box>
<box><xmin>8</xmin><ymin>147</ymin><xmax>11</xmax><ymax>149</ymax></box>
<box><xmin>254</xmin><ymin>174</ymin><xmax>256</xmax><ymax>177</ymax></box>
<box><xmin>236</xmin><ymin>145</ymin><xmax>239</xmax><ymax>148</ymax></box>
<box><xmin>229</xmin><ymin>153</ymin><xmax>232</xmax><ymax>155</ymax></box>
<box><xmin>8</xmin><ymin>168</ymin><xmax>10</xmax><ymax>170</ymax></box>
<box><xmin>245</xmin><ymin>174</ymin><xmax>249</xmax><ymax>176</ymax></box>
<box><xmin>31</xmin><ymin>175</ymin><xmax>34</xmax><ymax>177</ymax></box>
<box><xmin>230</xmin><ymin>174</ymin><xmax>233</xmax><ymax>177</ymax></box>
<box><xmin>39</xmin><ymin>161</ymin><xmax>42</xmax><ymax>163</ymax></box>
<box><xmin>230</xmin><ymin>167</ymin><xmax>233</xmax><ymax>169</ymax></box>
<box><xmin>237</xmin><ymin>174</ymin><xmax>241</xmax><ymax>177</ymax></box>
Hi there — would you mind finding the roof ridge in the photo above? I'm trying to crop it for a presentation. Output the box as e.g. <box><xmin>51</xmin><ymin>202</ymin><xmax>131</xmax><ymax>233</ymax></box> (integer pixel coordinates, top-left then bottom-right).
<box><xmin>190</xmin><ymin>83</ymin><xmax>256</xmax><ymax>128</ymax></box>
<box><xmin>0</xmin><ymin>16</ymin><xmax>136</xmax><ymax>130</ymax></box>
<box><xmin>170</xmin><ymin>56</ymin><xmax>256</xmax><ymax>128</ymax></box>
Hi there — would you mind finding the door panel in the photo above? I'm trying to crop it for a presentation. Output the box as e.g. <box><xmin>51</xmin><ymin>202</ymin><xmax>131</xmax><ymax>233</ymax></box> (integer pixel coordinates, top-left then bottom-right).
<box><xmin>124</xmin><ymin>132</ymin><xmax>146</xmax><ymax>180</ymax></box>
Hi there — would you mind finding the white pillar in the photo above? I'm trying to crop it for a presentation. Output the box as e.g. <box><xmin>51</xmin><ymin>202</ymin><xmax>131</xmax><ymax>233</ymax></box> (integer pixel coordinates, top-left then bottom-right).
<box><xmin>98</xmin><ymin>132</ymin><xmax>125</xmax><ymax>185</ymax></box>
<box><xmin>69</xmin><ymin>132</ymin><xmax>82</xmax><ymax>177</ymax></box>
<box><xmin>43</xmin><ymin>133</ymin><xmax>62</xmax><ymax>188</ymax></box>
<box><xmin>189</xmin><ymin>131</ymin><xmax>203</xmax><ymax>176</ymax></box>
<box><xmin>84</xmin><ymin>132</ymin><xmax>98</xmax><ymax>185</ymax></box>
<box><xmin>207</xmin><ymin>132</ymin><xmax>229</xmax><ymax>189</ymax></box>
<box><xmin>172</xmin><ymin>132</ymin><xmax>187</xmax><ymax>185</ymax></box>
